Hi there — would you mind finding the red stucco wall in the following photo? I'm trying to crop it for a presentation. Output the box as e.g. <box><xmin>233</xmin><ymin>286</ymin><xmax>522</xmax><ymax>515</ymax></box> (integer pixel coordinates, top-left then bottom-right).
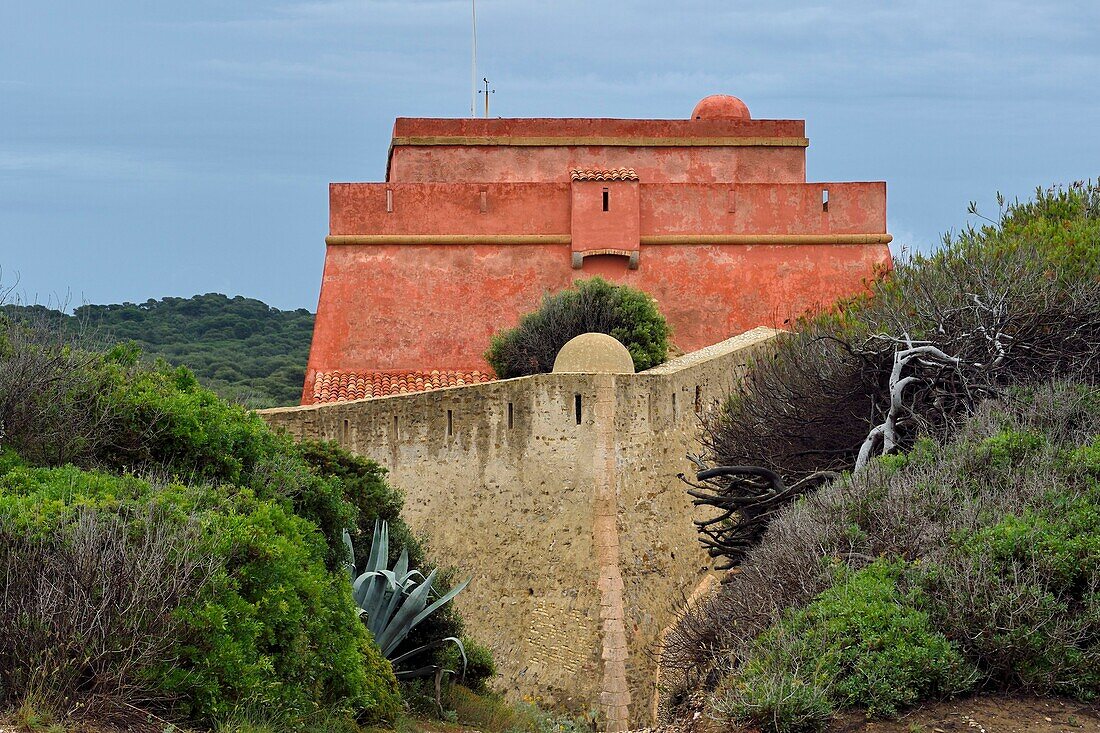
<box><xmin>571</xmin><ymin>179</ymin><xmax>640</xmax><ymax>256</ymax></box>
<box><xmin>387</xmin><ymin>117</ymin><xmax>808</xmax><ymax>184</ymax></box>
<box><xmin>307</xmin><ymin>242</ymin><xmax>889</xmax><ymax>374</ymax></box>
<box><xmin>329</xmin><ymin>182</ymin><xmax>886</xmax><ymax>238</ymax></box>
<box><xmin>389</xmin><ymin>145</ymin><xmax>807</xmax><ymax>185</ymax></box>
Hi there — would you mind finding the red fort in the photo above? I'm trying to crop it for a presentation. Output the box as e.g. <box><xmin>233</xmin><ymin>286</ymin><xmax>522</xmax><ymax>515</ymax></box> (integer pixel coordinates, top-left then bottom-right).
<box><xmin>303</xmin><ymin>95</ymin><xmax>892</xmax><ymax>404</ymax></box>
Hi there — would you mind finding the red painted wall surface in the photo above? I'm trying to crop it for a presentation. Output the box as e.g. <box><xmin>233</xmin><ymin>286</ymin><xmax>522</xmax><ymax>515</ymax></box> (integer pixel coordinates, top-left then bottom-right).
<box><xmin>571</xmin><ymin>180</ymin><xmax>640</xmax><ymax>255</ymax></box>
<box><xmin>307</xmin><ymin>242</ymin><xmax>889</xmax><ymax>373</ymax></box>
<box><xmin>387</xmin><ymin>117</ymin><xmax>808</xmax><ymax>184</ymax></box>
<box><xmin>390</xmin><ymin>116</ymin><xmax>805</xmax><ymax>140</ymax></box>
<box><xmin>330</xmin><ymin>182</ymin><xmax>571</xmax><ymax>236</ymax></box>
<box><xmin>329</xmin><ymin>182</ymin><xmax>886</xmax><ymax>238</ymax></box>
<box><xmin>303</xmin><ymin>97</ymin><xmax>892</xmax><ymax>404</ymax></box>
<box><xmin>389</xmin><ymin>145</ymin><xmax>807</xmax><ymax>185</ymax></box>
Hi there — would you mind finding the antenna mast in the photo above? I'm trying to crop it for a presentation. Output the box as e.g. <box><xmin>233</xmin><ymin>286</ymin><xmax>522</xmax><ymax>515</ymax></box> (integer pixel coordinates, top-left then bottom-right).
<box><xmin>470</xmin><ymin>0</ymin><xmax>477</xmax><ymax>117</ymax></box>
<box><xmin>480</xmin><ymin>77</ymin><xmax>495</xmax><ymax>117</ymax></box>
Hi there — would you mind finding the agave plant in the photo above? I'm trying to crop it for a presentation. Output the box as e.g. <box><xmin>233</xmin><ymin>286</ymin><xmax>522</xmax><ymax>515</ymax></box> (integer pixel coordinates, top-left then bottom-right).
<box><xmin>343</xmin><ymin>520</ymin><xmax>470</xmax><ymax>679</ymax></box>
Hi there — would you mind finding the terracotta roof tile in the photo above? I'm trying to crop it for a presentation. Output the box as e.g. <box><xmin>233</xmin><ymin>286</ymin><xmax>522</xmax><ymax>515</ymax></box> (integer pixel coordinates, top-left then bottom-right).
<box><xmin>569</xmin><ymin>167</ymin><xmax>639</xmax><ymax>182</ymax></box>
<box><xmin>311</xmin><ymin>369</ymin><xmax>495</xmax><ymax>403</ymax></box>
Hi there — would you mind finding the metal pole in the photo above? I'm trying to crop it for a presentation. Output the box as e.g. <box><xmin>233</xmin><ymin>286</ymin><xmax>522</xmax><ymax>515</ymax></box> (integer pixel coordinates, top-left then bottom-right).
<box><xmin>470</xmin><ymin>0</ymin><xmax>477</xmax><ymax>117</ymax></box>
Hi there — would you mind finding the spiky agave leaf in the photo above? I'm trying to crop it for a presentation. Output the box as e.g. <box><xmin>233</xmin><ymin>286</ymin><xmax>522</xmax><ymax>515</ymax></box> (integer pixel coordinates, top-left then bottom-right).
<box><xmin>346</xmin><ymin>520</ymin><xmax>471</xmax><ymax>673</ymax></box>
<box><xmin>342</xmin><ymin>529</ymin><xmax>355</xmax><ymax>582</ymax></box>
<box><xmin>375</xmin><ymin>569</ymin><xmax>436</xmax><ymax>655</ymax></box>
<box><xmin>391</xmin><ymin>637</ymin><xmax>468</xmax><ymax>680</ymax></box>
<box><xmin>408</xmin><ymin>576</ymin><xmax>471</xmax><ymax>636</ymax></box>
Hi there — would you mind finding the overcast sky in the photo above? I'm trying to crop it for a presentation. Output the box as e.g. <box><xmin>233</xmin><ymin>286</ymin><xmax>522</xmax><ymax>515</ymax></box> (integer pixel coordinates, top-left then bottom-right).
<box><xmin>2</xmin><ymin>1</ymin><xmax>1098</xmax><ymax>311</ymax></box>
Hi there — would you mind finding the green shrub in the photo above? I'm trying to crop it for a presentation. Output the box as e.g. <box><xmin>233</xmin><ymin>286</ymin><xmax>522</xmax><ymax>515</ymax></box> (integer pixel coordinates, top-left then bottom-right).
<box><xmin>920</xmin><ymin>556</ymin><xmax>1100</xmax><ymax>698</ymax></box>
<box><xmin>445</xmin><ymin>637</ymin><xmax>497</xmax><ymax>693</ymax></box>
<box><xmin>298</xmin><ymin>440</ymin><xmax>420</xmax><ymax>568</ymax></box>
<box><xmin>969</xmin><ymin>493</ymin><xmax>1100</xmax><ymax>591</ymax></box>
<box><xmin>0</xmin><ymin>460</ymin><xmax>401</xmax><ymax>725</ymax></box>
<box><xmin>672</xmin><ymin>385</ymin><xmax>1100</xmax><ymax>722</ymax></box>
<box><xmin>0</xmin><ymin>336</ymin><xmax>465</xmax><ymax>656</ymax></box>
<box><xmin>1068</xmin><ymin>436</ymin><xmax>1100</xmax><ymax>478</ymax></box>
<box><xmin>485</xmin><ymin>277</ymin><xmax>670</xmax><ymax>378</ymax></box>
<box><xmin>712</xmin><ymin>665</ymin><xmax>833</xmax><ymax>733</ymax></box>
<box><xmin>715</xmin><ymin>562</ymin><xmax>976</xmax><ymax>731</ymax></box>
<box><xmin>977</xmin><ymin>430</ymin><xmax>1047</xmax><ymax>468</ymax></box>
<box><xmin>0</xmin><ymin>487</ymin><xmax>210</xmax><ymax>712</ymax></box>
<box><xmin>0</xmin><ymin>321</ymin><xmax>492</xmax><ymax>725</ymax></box>
<box><xmin>968</xmin><ymin>182</ymin><xmax>1100</xmax><ymax>282</ymax></box>
<box><xmin>923</xmin><ymin>475</ymin><xmax>1100</xmax><ymax>697</ymax></box>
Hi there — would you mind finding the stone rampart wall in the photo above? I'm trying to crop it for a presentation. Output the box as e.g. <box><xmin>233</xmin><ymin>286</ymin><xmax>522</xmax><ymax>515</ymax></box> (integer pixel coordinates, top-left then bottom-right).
<box><xmin>258</xmin><ymin>327</ymin><xmax>779</xmax><ymax>729</ymax></box>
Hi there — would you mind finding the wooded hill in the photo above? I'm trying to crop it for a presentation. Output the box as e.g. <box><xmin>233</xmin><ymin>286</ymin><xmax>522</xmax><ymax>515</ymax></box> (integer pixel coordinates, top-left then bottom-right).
<box><xmin>2</xmin><ymin>293</ymin><xmax>313</xmax><ymax>407</ymax></box>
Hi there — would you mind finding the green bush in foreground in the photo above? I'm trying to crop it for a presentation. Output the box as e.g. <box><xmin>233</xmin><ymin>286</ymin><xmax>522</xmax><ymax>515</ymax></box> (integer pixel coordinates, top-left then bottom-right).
<box><xmin>0</xmin><ymin>457</ymin><xmax>401</xmax><ymax>724</ymax></box>
<box><xmin>485</xmin><ymin>277</ymin><xmax>670</xmax><ymax>378</ymax></box>
<box><xmin>681</xmin><ymin>385</ymin><xmax>1100</xmax><ymax>730</ymax></box>
<box><xmin>0</xmin><ymin>329</ymin><xmax>466</xmax><ymax>655</ymax></box>
<box><xmin>714</xmin><ymin>562</ymin><xmax>977</xmax><ymax>732</ymax></box>
<box><xmin>0</xmin><ymin>325</ymin><xmax>492</xmax><ymax>726</ymax></box>
<box><xmin>923</xmin><ymin>440</ymin><xmax>1100</xmax><ymax>697</ymax></box>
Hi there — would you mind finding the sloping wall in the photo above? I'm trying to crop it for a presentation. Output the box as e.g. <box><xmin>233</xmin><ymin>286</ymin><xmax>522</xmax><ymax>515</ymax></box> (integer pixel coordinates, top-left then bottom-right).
<box><xmin>257</xmin><ymin>327</ymin><xmax>779</xmax><ymax>730</ymax></box>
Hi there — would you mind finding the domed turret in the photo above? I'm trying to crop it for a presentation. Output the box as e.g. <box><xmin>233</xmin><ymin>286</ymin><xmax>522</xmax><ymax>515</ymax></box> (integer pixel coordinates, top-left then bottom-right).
<box><xmin>552</xmin><ymin>333</ymin><xmax>635</xmax><ymax>374</ymax></box>
<box><xmin>691</xmin><ymin>94</ymin><xmax>751</xmax><ymax>120</ymax></box>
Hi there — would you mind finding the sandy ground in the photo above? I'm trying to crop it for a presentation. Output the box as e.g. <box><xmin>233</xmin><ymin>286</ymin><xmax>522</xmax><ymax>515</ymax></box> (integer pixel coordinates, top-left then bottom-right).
<box><xmin>831</xmin><ymin>696</ymin><xmax>1100</xmax><ymax>733</ymax></box>
<box><xmin>634</xmin><ymin>695</ymin><xmax>1100</xmax><ymax>733</ymax></box>
<box><xmin>5</xmin><ymin>696</ymin><xmax>1097</xmax><ymax>733</ymax></box>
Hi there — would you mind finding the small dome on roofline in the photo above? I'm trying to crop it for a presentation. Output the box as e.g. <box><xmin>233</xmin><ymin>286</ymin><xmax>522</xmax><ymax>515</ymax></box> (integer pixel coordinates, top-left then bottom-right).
<box><xmin>552</xmin><ymin>333</ymin><xmax>635</xmax><ymax>375</ymax></box>
<box><xmin>691</xmin><ymin>94</ymin><xmax>751</xmax><ymax>120</ymax></box>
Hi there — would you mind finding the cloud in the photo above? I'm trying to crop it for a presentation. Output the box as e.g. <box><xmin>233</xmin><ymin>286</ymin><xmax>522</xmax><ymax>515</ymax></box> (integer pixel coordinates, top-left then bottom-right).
<box><xmin>887</xmin><ymin>222</ymin><xmax>939</xmax><ymax>258</ymax></box>
<box><xmin>0</xmin><ymin>148</ymin><xmax>178</xmax><ymax>181</ymax></box>
<box><xmin>202</xmin><ymin>57</ymin><xmax>356</xmax><ymax>82</ymax></box>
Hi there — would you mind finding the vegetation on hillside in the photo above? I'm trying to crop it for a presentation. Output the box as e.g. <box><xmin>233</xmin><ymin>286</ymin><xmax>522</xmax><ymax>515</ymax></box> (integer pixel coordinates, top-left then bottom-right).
<box><xmin>665</xmin><ymin>182</ymin><xmax>1100</xmax><ymax>731</ymax></box>
<box><xmin>0</xmin><ymin>316</ymin><xmax>470</xmax><ymax>731</ymax></box>
<box><xmin>485</xmin><ymin>277</ymin><xmax>670</xmax><ymax>378</ymax></box>
<box><xmin>680</xmin><ymin>386</ymin><xmax>1100</xmax><ymax>733</ymax></box>
<box><xmin>2</xmin><ymin>293</ymin><xmax>313</xmax><ymax>407</ymax></box>
<box><xmin>689</xmin><ymin>182</ymin><xmax>1100</xmax><ymax>566</ymax></box>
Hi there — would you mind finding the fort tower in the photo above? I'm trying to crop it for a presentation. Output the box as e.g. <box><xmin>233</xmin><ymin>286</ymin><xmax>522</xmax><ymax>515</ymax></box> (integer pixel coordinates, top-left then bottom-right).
<box><xmin>304</xmin><ymin>95</ymin><xmax>891</xmax><ymax>404</ymax></box>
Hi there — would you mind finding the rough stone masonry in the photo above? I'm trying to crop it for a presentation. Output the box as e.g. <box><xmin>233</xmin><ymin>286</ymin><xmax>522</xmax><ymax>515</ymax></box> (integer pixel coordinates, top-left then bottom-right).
<box><xmin>258</xmin><ymin>327</ymin><xmax>779</xmax><ymax>730</ymax></box>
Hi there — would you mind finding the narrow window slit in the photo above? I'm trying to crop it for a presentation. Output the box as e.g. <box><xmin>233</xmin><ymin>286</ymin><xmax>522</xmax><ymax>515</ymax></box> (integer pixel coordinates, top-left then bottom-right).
<box><xmin>447</xmin><ymin>409</ymin><xmax>453</xmax><ymax>437</ymax></box>
<box><xmin>385</xmin><ymin>188</ymin><xmax>393</xmax><ymax>213</ymax></box>
<box><xmin>342</xmin><ymin>418</ymin><xmax>350</xmax><ymax>443</ymax></box>
<box><xmin>574</xmin><ymin>394</ymin><xmax>583</xmax><ymax>425</ymax></box>
<box><xmin>392</xmin><ymin>414</ymin><xmax>398</xmax><ymax>437</ymax></box>
<box><xmin>694</xmin><ymin>386</ymin><xmax>702</xmax><ymax>414</ymax></box>
<box><xmin>822</xmin><ymin>188</ymin><xmax>829</xmax><ymax>213</ymax></box>
<box><xmin>602</xmin><ymin>188</ymin><xmax>609</xmax><ymax>212</ymax></box>
<box><xmin>507</xmin><ymin>402</ymin><xmax>514</xmax><ymax>429</ymax></box>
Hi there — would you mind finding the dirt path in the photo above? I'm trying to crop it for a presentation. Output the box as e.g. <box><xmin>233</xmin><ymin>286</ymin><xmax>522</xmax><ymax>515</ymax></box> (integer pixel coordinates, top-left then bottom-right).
<box><xmin>830</xmin><ymin>696</ymin><xmax>1100</xmax><ymax>733</ymax></box>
